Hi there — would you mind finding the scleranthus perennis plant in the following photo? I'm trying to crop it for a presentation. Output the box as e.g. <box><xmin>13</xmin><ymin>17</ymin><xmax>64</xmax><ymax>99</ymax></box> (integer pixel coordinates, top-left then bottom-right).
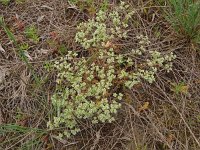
<box><xmin>48</xmin><ymin>1</ymin><xmax>176</xmax><ymax>138</ymax></box>
<box><xmin>48</xmin><ymin>43</ymin><xmax>176</xmax><ymax>138</ymax></box>
<box><xmin>48</xmin><ymin>50</ymin><xmax>123</xmax><ymax>138</ymax></box>
<box><xmin>75</xmin><ymin>1</ymin><xmax>134</xmax><ymax>49</ymax></box>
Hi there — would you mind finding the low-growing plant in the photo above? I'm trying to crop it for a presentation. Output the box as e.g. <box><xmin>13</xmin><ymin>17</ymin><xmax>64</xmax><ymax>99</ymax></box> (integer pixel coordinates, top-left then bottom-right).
<box><xmin>68</xmin><ymin>0</ymin><xmax>95</xmax><ymax>14</ymax></box>
<box><xmin>0</xmin><ymin>0</ymin><xmax>10</xmax><ymax>5</ymax></box>
<box><xmin>166</xmin><ymin>0</ymin><xmax>200</xmax><ymax>42</ymax></box>
<box><xmin>75</xmin><ymin>1</ymin><xmax>134</xmax><ymax>49</ymax></box>
<box><xmin>0</xmin><ymin>0</ymin><xmax>25</xmax><ymax>5</ymax></box>
<box><xmin>48</xmin><ymin>1</ymin><xmax>176</xmax><ymax>138</ymax></box>
<box><xmin>0</xmin><ymin>17</ymin><xmax>40</xmax><ymax>84</ymax></box>
<box><xmin>19</xmin><ymin>43</ymin><xmax>29</xmax><ymax>51</ymax></box>
<box><xmin>58</xmin><ymin>44</ymin><xmax>68</xmax><ymax>55</ymax></box>
<box><xmin>171</xmin><ymin>82</ymin><xmax>188</xmax><ymax>95</ymax></box>
<box><xmin>68</xmin><ymin>0</ymin><xmax>108</xmax><ymax>15</ymax></box>
<box><xmin>24</xmin><ymin>25</ymin><xmax>39</xmax><ymax>43</ymax></box>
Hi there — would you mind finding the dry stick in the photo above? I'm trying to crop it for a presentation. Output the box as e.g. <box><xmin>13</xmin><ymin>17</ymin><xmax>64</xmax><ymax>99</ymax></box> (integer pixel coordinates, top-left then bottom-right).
<box><xmin>128</xmin><ymin>108</ymin><xmax>139</xmax><ymax>149</ymax></box>
<box><xmin>157</xmin><ymin>86</ymin><xmax>200</xmax><ymax>148</ymax></box>
<box><xmin>90</xmin><ymin>130</ymin><xmax>101</xmax><ymax>150</ymax></box>
<box><xmin>110</xmin><ymin>118</ymin><xmax>128</xmax><ymax>150</ymax></box>
<box><xmin>125</xmin><ymin>103</ymin><xmax>173</xmax><ymax>150</ymax></box>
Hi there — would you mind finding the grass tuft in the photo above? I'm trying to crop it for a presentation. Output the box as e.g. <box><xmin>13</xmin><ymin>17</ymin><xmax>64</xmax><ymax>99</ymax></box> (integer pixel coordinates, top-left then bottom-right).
<box><xmin>166</xmin><ymin>0</ymin><xmax>200</xmax><ymax>42</ymax></box>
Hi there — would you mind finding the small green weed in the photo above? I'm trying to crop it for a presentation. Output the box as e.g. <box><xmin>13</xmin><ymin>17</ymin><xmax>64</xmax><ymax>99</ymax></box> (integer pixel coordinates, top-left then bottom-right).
<box><xmin>171</xmin><ymin>82</ymin><xmax>189</xmax><ymax>95</ymax></box>
<box><xmin>68</xmin><ymin>0</ymin><xmax>94</xmax><ymax>11</ymax></box>
<box><xmin>24</xmin><ymin>25</ymin><xmax>39</xmax><ymax>43</ymax></box>
<box><xmin>44</xmin><ymin>61</ymin><xmax>53</xmax><ymax>72</ymax></box>
<box><xmin>0</xmin><ymin>0</ymin><xmax>10</xmax><ymax>5</ymax></box>
<box><xmin>0</xmin><ymin>0</ymin><xmax>25</xmax><ymax>5</ymax></box>
<box><xmin>68</xmin><ymin>0</ymin><xmax>108</xmax><ymax>15</ymax></box>
<box><xmin>68</xmin><ymin>0</ymin><xmax>93</xmax><ymax>6</ymax></box>
<box><xmin>0</xmin><ymin>17</ymin><xmax>40</xmax><ymax>84</ymax></box>
<box><xmin>166</xmin><ymin>0</ymin><xmax>200</xmax><ymax>42</ymax></box>
<box><xmin>19</xmin><ymin>43</ymin><xmax>29</xmax><ymax>51</ymax></box>
<box><xmin>196</xmin><ymin>115</ymin><xmax>200</xmax><ymax>123</ymax></box>
<box><xmin>58</xmin><ymin>44</ymin><xmax>68</xmax><ymax>55</ymax></box>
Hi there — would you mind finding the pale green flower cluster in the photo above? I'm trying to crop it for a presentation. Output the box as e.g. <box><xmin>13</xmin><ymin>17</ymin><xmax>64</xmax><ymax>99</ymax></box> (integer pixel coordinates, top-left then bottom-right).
<box><xmin>48</xmin><ymin>50</ymin><xmax>123</xmax><ymax>138</ymax></box>
<box><xmin>75</xmin><ymin>1</ymin><xmax>134</xmax><ymax>49</ymax></box>
<box><xmin>48</xmin><ymin>44</ymin><xmax>175</xmax><ymax>138</ymax></box>
<box><xmin>48</xmin><ymin>1</ymin><xmax>176</xmax><ymax>138</ymax></box>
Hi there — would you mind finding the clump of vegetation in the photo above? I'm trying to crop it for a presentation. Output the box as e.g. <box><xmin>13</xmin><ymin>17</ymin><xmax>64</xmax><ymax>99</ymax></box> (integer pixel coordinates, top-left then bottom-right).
<box><xmin>24</xmin><ymin>25</ymin><xmax>39</xmax><ymax>43</ymax></box>
<box><xmin>0</xmin><ymin>0</ymin><xmax>10</xmax><ymax>5</ymax></box>
<box><xmin>48</xmin><ymin>1</ymin><xmax>176</xmax><ymax>138</ymax></box>
<box><xmin>75</xmin><ymin>1</ymin><xmax>134</xmax><ymax>49</ymax></box>
<box><xmin>68</xmin><ymin>0</ymin><xmax>102</xmax><ymax>13</ymax></box>
<box><xmin>0</xmin><ymin>0</ymin><xmax>25</xmax><ymax>5</ymax></box>
<box><xmin>68</xmin><ymin>0</ymin><xmax>92</xmax><ymax>5</ymax></box>
<box><xmin>167</xmin><ymin>0</ymin><xmax>200</xmax><ymax>42</ymax></box>
<box><xmin>19</xmin><ymin>43</ymin><xmax>29</xmax><ymax>51</ymax></box>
